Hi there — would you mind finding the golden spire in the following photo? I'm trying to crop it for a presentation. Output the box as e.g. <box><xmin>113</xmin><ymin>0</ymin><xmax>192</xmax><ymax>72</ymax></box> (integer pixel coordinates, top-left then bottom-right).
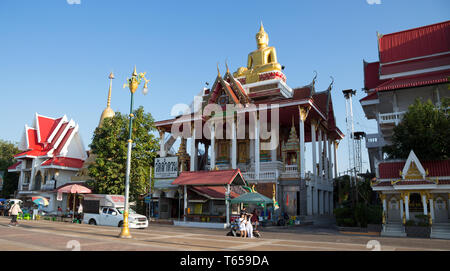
<box><xmin>99</xmin><ymin>72</ymin><xmax>116</xmax><ymax>127</ymax></box>
<box><xmin>217</xmin><ymin>62</ymin><xmax>221</xmax><ymax>77</ymax></box>
<box><xmin>132</xmin><ymin>65</ymin><xmax>137</xmax><ymax>77</ymax></box>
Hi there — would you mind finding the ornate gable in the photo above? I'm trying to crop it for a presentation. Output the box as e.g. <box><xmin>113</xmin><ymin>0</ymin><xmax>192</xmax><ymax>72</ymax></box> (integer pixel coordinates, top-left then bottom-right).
<box><xmin>401</xmin><ymin>150</ymin><xmax>426</xmax><ymax>179</ymax></box>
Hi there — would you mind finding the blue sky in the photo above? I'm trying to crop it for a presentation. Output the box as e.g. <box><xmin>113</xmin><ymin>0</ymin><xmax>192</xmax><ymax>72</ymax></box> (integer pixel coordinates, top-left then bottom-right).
<box><xmin>0</xmin><ymin>0</ymin><xmax>449</xmax><ymax>174</ymax></box>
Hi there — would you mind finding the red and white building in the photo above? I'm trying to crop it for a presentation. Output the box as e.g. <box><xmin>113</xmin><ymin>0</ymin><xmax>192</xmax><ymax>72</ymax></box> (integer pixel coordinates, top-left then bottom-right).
<box><xmin>8</xmin><ymin>113</ymin><xmax>87</xmax><ymax>213</ymax></box>
<box><xmin>360</xmin><ymin>20</ymin><xmax>450</xmax><ymax>172</ymax></box>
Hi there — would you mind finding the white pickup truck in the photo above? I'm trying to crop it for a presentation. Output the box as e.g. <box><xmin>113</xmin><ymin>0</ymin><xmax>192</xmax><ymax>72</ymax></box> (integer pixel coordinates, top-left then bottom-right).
<box><xmin>82</xmin><ymin>194</ymin><xmax>148</xmax><ymax>229</ymax></box>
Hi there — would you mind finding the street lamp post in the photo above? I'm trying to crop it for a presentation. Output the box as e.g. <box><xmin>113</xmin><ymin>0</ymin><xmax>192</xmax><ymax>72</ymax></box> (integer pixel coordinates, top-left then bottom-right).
<box><xmin>119</xmin><ymin>66</ymin><xmax>149</xmax><ymax>239</ymax></box>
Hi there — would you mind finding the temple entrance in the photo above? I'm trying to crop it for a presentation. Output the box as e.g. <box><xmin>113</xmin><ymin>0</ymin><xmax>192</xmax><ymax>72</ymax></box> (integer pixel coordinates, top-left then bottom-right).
<box><xmin>34</xmin><ymin>171</ymin><xmax>42</xmax><ymax>191</ymax></box>
<box><xmin>388</xmin><ymin>196</ymin><xmax>401</xmax><ymax>222</ymax></box>
<box><xmin>435</xmin><ymin>197</ymin><xmax>448</xmax><ymax>222</ymax></box>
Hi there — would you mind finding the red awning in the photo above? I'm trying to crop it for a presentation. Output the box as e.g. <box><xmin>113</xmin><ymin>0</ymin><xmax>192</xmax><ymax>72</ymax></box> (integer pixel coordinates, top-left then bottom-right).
<box><xmin>375</xmin><ymin>70</ymin><xmax>450</xmax><ymax>91</ymax></box>
<box><xmin>172</xmin><ymin>169</ymin><xmax>247</xmax><ymax>186</ymax></box>
<box><xmin>190</xmin><ymin>186</ymin><xmax>240</xmax><ymax>200</ymax></box>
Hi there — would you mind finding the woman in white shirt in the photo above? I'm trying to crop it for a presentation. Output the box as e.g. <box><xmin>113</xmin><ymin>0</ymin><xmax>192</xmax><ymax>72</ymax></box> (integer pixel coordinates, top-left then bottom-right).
<box><xmin>245</xmin><ymin>213</ymin><xmax>253</xmax><ymax>238</ymax></box>
<box><xmin>239</xmin><ymin>214</ymin><xmax>247</xmax><ymax>238</ymax></box>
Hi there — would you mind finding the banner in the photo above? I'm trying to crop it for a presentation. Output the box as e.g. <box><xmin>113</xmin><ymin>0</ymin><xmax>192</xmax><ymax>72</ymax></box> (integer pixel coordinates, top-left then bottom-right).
<box><xmin>154</xmin><ymin>157</ymin><xmax>178</xmax><ymax>178</ymax></box>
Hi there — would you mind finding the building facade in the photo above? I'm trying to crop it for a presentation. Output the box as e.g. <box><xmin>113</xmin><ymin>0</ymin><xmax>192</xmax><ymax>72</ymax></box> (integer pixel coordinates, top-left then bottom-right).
<box><xmin>8</xmin><ymin>113</ymin><xmax>87</xmax><ymax>213</ymax></box>
<box><xmin>360</xmin><ymin>20</ymin><xmax>450</xmax><ymax>172</ymax></box>
<box><xmin>153</xmin><ymin>24</ymin><xmax>344</xmax><ymax>221</ymax></box>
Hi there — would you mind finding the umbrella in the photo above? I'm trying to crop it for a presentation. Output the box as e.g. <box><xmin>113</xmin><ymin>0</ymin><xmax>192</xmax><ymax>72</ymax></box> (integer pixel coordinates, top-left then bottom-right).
<box><xmin>32</xmin><ymin>196</ymin><xmax>49</xmax><ymax>206</ymax></box>
<box><xmin>57</xmin><ymin>184</ymin><xmax>92</xmax><ymax>222</ymax></box>
<box><xmin>0</xmin><ymin>199</ymin><xmax>6</xmax><ymax>202</ymax></box>
<box><xmin>230</xmin><ymin>192</ymin><xmax>274</xmax><ymax>205</ymax></box>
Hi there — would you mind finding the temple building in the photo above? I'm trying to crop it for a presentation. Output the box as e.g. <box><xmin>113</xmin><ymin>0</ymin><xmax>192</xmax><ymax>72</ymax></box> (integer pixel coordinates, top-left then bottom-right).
<box><xmin>153</xmin><ymin>24</ymin><xmax>344</xmax><ymax>225</ymax></box>
<box><xmin>360</xmin><ymin>21</ymin><xmax>450</xmax><ymax>238</ymax></box>
<box><xmin>8</xmin><ymin>113</ymin><xmax>87</xmax><ymax>212</ymax></box>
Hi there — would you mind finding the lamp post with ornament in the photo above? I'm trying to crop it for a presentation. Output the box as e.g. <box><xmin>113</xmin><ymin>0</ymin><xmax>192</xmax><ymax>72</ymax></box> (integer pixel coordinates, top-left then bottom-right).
<box><xmin>119</xmin><ymin>66</ymin><xmax>149</xmax><ymax>239</ymax></box>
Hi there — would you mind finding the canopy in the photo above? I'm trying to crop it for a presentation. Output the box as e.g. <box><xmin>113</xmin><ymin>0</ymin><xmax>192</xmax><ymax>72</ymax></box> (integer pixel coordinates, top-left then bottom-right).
<box><xmin>32</xmin><ymin>196</ymin><xmax>49</xmax><ymax>206</ymax></box>
<box><xmin>57</xmin><ymin>184</ymin><xmax>91</xmax><ymax>194</ymax></box>
<box><xmin>230</xmin><ymin>192</ymin><xmax>273</xmax><ymax>205</ymax></box>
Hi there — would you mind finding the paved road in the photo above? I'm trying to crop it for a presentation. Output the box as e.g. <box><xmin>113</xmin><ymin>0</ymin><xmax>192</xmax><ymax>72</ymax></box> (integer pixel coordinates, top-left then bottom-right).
<box><xmin>0</xmin><ymin>217</ymin><xmax>449</xmax><ymax>251</ymax></box>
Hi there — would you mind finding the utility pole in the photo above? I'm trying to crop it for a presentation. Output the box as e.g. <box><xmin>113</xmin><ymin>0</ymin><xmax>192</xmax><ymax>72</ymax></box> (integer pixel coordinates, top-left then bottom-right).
<box><xmin>343</xmin><ymin>89</ymin><xmax>357</xmax><ymax>205</ymax></box>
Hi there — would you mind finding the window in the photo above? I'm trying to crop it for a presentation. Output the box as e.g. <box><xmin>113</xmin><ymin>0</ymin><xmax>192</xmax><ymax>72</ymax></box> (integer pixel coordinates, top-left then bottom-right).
<box><xmin>102</xmin><ymin>208</ymin><xmax>108</xmax><ymax>214</ymax></box>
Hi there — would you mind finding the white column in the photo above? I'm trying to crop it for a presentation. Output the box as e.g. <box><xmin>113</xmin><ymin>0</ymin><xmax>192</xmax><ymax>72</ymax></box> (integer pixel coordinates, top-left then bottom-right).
<box><xmin>307</xmin><ymin>185</ymin><xmax>313</xmax><ymax>216</ymax></box>
<box><xmin>231</xmin><ymin>118</ymin><xmax>237</xmax><ymax>169</ymax></box>
<box><xmin>429</xmin><ymin>198</ymin><xmax>435</xmax><ymax>221</ymax></box>
<box><xmin>313</xmin><ymin>186</ymin><xmax>318</xmax><ymax>215</ymax></box>
<box><xmin>405</xmin><ymin>195</ymin><xmax>410</xmax><ymax>220</ymax></box>
<box><xmin>184</xmin><ymin>185</ymin><xmax>187</xmax><ymax>222</ymax></box>
<box><xmin>299</xmin><ymin>112</ymin><xmax>306</xmax><ymax>179</ymax></box>
<box><xmin>210</xmin><ymin>123</ymin><xmax>215</xmax><ymax>170</ymax></box>
<box><xmin>400</xmin><ymin>199</ymin><xmax>404</xmax><ymax>222</ymax></box>
<box><xmin>159</xmin><ymin>130</ymin><xmax>166</xmax><ymax>158</ymax></box>
<box><xmin>324</xmin><ymin>191</ymin><xmax>329</xmax><ymax>214</ymax></box>
<box><xmin>382</xmin><ymin>197</ymin><xmax>387</xmax><ymax>217</ymax></box>
<box><xmin>329</xmin><ymin>192</ymin><xmax>333</xmax><ymax>213</ymax></box>
<box><xmin>327</xmin><ymin>138</ymin><xmax>332</xmax><ymax>180</ymax></box>
<box><xmin>422</xmin><ymin>194</ymin><xmax>428</xmax><ymax>216</ymax></box>
<box><xmin>333</xmin><ymin>141</ymin><xmax>338</xmax><ymax>179</ymax></box>
<box><xmin>226</xmin><ymin>184</ymin><xmax>231</xmax><ymax>226</ymax></box>
<box><xmin>190</xmin><ymin>126</ymin><xmax>197</xmax><ymax>172</ymax></box>
<box><xmin>324</xmin><ymin>133</ymin><xmax>329</xmax><ymax>182</ymax></box>
<box><xmin>318</xmin><ymin>128</ymin><xmax>323</xmax><ymax>182</ymax></box>
<box><xmin>311</xmin><ymin>121</ymin><xmax>317</xmax><ymax>177</ymax></box>
<box><xmin>255</xmin><ymin>114</ymin><xmax>260</xmax><ymax>180</ymax></box>
<box><xmin>319</xmin><ymin>190</ymin><xmax>324</xmax><ymax>215</ymax></box>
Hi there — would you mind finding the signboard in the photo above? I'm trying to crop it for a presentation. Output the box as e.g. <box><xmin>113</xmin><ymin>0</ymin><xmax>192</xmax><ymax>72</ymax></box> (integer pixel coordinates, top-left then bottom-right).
<box><xmin>154</xmin><ymin>157</ymin><xmax>178</xmax><ymax>178</ymax></box>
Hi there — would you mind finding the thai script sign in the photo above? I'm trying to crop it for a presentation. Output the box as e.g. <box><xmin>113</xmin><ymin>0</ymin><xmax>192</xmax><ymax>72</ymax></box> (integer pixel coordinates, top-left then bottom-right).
<box><xmin>154</xmin><ymin>157</ymin><xmax>178</xmax><ymax>178</ymax></box>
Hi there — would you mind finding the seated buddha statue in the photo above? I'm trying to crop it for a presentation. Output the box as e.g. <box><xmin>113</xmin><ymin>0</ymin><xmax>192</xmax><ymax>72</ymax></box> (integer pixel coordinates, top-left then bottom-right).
<box><xmin>234</xmin><ymin>23</ymin><xmax>282</xmax><ymax>83</ymax></box>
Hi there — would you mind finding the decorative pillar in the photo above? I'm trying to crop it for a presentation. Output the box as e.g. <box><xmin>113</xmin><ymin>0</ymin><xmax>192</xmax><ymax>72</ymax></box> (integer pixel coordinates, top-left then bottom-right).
<box><xmin>299</xmin><ymin>106</ymin><xmax>308</xmax><ymax>179</ymax></box>
<box><xmin>226</xmin><ymin>184</ymin><xmax>231</xmax><ymax>227</ymax></box>
<box><xmin>231</xmin><ymin>117</ymin><xmax>237</xmax><ymax>169</ymax></box>
<box><xmin>313</xmin><ymin>186</ymin><xmax>318</xmax><ymax>215</ymax></box>
<box><xmin>159</xmin><ymin>129</ymin><xmax>166</xmax><ymax>158</ymax></box>
<box><xmin>404</xmin><ymin>193</ymin><xmax>410</xmax><ymax>221</ymax></box>
<box><xmin>255</xmin><ymin>113</ymin><xmax>260</xmax><ymax>180</ymax></box>
<box><xmin>400</xmin><ymin>198</ymin><xmax>404</xmax><ymax>224</ymax></box>
<box><xmin>421</xmin><ymin>192</ymin><xmax>428</xmax><ymax>216</ymax></box>
<box><xmin>381</xmin><ymin>194</ymin><xmax>387</xmax><ymax>223</ymax></box>
<box><xmin>210</xmin><ymin>122</ymin><xmax>215</xmax><ymax>170</ymax></box>
<box><xmin>184</xmin><ymin>185</ymin><xmax>187</xmax><ymax>222</ymax></box>
<box><xmin>190</xmin><ymin>125</ymin><xmax>197</xmax><ymax>172</ymax></box>
<box><xmin>429</xmin><ymin>197</ymin><xmax>435</xmax><ymax>222</ymax></box>
<box><xmin>324</xmin><ymin>191</ymin><xmax>329</xmax><ymax>214</ymax></box>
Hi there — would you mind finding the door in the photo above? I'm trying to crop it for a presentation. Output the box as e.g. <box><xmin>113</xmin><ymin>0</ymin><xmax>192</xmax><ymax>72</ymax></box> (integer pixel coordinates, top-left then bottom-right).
<box><xmin>434</xmin><ymin>197</ymin><xmax>448</xmax><ymax>223</ymax></box>
<box><xmin>105</xmin><ymin>208</ymin><xmax>120</xmax><ymax>226</ymax></box>
<box><xmin>100</xmin><ymin>207</ymin><xmax>109</xmax><ymax>225</ymax></box>
<box><xmin>388</xmin><ymin>197</ymin><xmax>401</xmax><ymax>222</ymax></box>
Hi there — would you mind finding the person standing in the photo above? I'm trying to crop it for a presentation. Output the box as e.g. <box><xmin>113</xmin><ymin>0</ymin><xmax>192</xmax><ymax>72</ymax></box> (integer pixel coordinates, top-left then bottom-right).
<box><xmin>246</xmin><ymin>213</ymin><xmax>253</xmax><ymax>238</ymax></box>
<box><xmin>8</xmin><ymin>202</ymin><xmax>22</xmax><ymax>227</ymax></box>
<box><xmin>239</xmin><ymin>214</ymin><xmax>247</xmax><ymax>238</ymax></box>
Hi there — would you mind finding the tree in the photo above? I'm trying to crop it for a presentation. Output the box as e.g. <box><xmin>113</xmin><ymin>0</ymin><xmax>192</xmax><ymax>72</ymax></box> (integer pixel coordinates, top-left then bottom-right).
<box><xmin>87</xmin><ymin>106</ymin><xmax>159</xmax><ymax>212</ymax></box>
<box><xmin>384</xmin><ymin>98</ymin><xmax>450</xmax><ymax>160</ymax></box>
<box><xmin>0</xmin><ymin>139</ymin><xmax>20</xmax><ymax>198</ymax></box>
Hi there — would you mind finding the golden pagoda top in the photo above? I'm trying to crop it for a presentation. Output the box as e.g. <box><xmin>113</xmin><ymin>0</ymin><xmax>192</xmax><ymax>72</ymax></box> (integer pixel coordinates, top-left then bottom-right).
<box><xmin>233</xmin><ymin>22</ymin><xmax>282</xmax><ymax>84</ymax></box>
<box><xmin>98</xmin><ymin>72</ymin><xmax>115</xmax><ymax>127</ymax></box>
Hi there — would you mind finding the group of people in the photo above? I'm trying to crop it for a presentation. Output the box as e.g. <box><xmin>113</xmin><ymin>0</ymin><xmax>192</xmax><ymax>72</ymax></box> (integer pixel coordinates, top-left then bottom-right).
<box><xmin>238</xmin><ymin>208</ymin><xmax>259</xmax><ymax>238</ymax></box>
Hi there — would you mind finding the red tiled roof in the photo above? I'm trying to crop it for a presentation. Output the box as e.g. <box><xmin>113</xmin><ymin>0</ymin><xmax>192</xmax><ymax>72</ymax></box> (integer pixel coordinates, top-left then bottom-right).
<box><xmin>364</xmin><ymin>61</ymin><xmax>388</xmax><ymax>90</ymax></box>
<box><xmin>14</xmin><ymin>150</ymin><xmax>49</xmax><ymax>158</ymax></box>
<box><xmin>190</xmin><ymin>186</ymin><xmax>240</xmax><ymax>199</ymax></box>
<box><xmin>54</xmin><ymin>127</ymin><xmax>74</xmax><ymax>155</ymax></box>
<box><xmin>360</xmin><ymin>91</ymin><xmax>378</xmax><ymax>102</ymax></box>
<box><xmin>379</xmin><ymin>20</ymin><xmax>450</xmax><ymax>64</ymax></box>
<box><xmin>172</xmin><ymin>169</ymin><xmax>246</xmax><ymax>186</ymax></box>
<box><xmin>37</xmin><ymin>116</ymin><xmax>62</xmax><ymax>144</ymax></box>
<box><xmin>378</xmin><ymin>160</ymin><xmax>450</xmax><ymax>179</ymax></box>
<box><xmin>41</xmin><ymin>157</ymin><xmax>84</xmax><ymax>169</ymax></box>
<box><xmin>375</xmin><ymin>69</ymin><xmax>450</xmax><ymax>91</ymax></box>
<box><xmin>7</xmin><ymin>161</ymin><xmax>22</xmax><ymax>170</ymax></box>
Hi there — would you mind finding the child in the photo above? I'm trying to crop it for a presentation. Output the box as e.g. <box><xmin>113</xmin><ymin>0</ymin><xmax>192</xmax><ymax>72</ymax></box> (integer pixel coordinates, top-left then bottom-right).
<box><xmin>239</xmin><ymin>214</ymin><xmax>247</xmax><ymax>238</ymax></box>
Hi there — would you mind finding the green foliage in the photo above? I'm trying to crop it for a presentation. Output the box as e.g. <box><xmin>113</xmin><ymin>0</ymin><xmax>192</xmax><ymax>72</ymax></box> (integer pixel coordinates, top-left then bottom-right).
<box><xmin>87</xmin><ymin>106</ymin><xmax>159</xmax><ymax>209</ymax></box>
<box><xmin>384</xmin><ymin>98</ymin><xmax>450</xmax><ymax>160</ymax></box>
<box><xmin>334</xmin><ymin>207</ymin><xmax>356</xmax><ymax>227</ymax></box>
<box><xmin>405</xmin><ymin>220</ymin><xmax>416</xmax><ymax>226</ymax></box>
<box><xmin>0</xmin><ymin>139</ymin><xmax>20</xmax><ymax>198</ymax></box>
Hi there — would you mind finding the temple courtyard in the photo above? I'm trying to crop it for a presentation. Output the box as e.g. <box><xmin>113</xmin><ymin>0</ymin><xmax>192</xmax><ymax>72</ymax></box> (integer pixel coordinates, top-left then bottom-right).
<box><xmin>0</xmin><ymin>217</ymin><xmax>448</xmax><ymax>251</ymax></box>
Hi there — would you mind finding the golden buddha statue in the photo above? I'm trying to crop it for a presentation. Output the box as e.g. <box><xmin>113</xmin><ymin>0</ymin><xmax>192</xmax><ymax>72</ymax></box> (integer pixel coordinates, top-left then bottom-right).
<box><xmin>234</xmin><ymin>22</ymin><xmax>282</xmax><ymax>83</ymax></box>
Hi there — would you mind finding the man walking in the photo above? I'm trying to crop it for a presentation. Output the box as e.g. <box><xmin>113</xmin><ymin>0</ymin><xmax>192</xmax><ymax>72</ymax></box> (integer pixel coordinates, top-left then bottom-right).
<box><xmin>8</xmin><ymin>201</ymin><xmax>22</xmax><ymax>227</ymax></box>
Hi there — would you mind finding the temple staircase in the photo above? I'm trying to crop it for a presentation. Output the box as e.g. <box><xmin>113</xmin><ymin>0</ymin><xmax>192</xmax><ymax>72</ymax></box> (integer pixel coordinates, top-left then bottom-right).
<box><xmin>431</xmin><ymin>223</ymin><xmax>450</xmax><ymax>240</ymax></box>
<box><xmin>381</xmin><ymin>222</ymin><xmax>406</xmax><ymax>237</ymax></box>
